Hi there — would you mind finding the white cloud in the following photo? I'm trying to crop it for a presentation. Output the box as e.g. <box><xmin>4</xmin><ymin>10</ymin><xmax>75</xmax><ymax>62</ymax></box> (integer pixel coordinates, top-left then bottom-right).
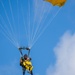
<box><xmin>46</xmin><ymin>31</ymin><xmax>75</xmax><ymax>75</ymax></box>
<box><xmin>0</xmin><ymin>60</ymin><xmax>21</xmax><ymax>75</ymax></box>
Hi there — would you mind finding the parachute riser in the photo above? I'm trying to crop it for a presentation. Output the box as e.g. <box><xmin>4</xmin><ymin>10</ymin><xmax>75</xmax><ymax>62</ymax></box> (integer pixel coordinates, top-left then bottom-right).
<box><xmin>18</xmin><ymin>47</ymin><xmax>31</xmax><ymax>57</ymax></box>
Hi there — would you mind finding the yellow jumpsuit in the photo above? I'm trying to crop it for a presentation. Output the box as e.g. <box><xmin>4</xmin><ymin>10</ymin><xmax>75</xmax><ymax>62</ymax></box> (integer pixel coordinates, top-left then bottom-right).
<box><xmin>22</xmin><ymin>60</ymin><xmax>33</xmax><ymax>71</ymax></box>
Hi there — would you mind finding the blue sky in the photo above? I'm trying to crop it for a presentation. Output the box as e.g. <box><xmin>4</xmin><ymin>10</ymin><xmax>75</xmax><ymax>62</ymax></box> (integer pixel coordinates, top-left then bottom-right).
<box><xmin>0</xmin><ymin>0</ymin><xmax>75</xmax><ymax>75</ymax></box>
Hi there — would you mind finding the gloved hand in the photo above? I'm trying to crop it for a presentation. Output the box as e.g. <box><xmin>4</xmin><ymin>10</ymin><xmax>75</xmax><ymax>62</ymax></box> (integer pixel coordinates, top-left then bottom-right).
<box><xmin>18</xmin><ymin>47</ymin><xmax>23</xmax><ymax>50</ymax></box>
<box><xmin>25</xmin><ymin>47</ymin><xmax>30</xmax><ymax>50</ymax></box>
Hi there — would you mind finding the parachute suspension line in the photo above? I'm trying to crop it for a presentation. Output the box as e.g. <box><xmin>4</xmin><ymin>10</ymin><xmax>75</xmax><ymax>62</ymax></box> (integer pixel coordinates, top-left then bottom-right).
<box><xmin>16</xmin><ymin>0</ymin><xmax>21</xmax><ymax>47</ymax></box>
<box><xmin>45</xmin><ymin>7</ymin><xmax>62</xmax><ymax>29</ymax></box>
<box><xmin>30</xmin><ymin>8</ymin><xmax>62</xmax><ymax>48</ymax></box>
<box><xmin>0</xmin><ymin>23</ymin><xmax>17</xmax><ymax>47</ymax></box>
<box><xmin>8</xmin><ymin>0</ymin><xmax>19</xmax><ymax>47</ymax></box>
<box><xmin>0</xmin><ymin>1</ymin><xmax>14</xmax><ymax>37</ymax></box>
<box><xmin>0</xmin><ymin>15</ymin><xmax>19</xmax><ymax>47</ymax></box>
<box><xmin>27</xmin><ymin>0</ymin><xmax>31</xmax><ymax>47</ymax></box>
<box><xmin>8</xmin><ymin>0</ymin><xmax>20</xmax><ymax>47</ymax></box>
<box><xmin>21</xmin><ymin>3</ymin><xmax>28</xmax><ymax>45</ymax></box>
<box><xmin>8</xmin><ymin>0</ymin><xmax>15</xmax><ymax>29</ymax></box>
<box><xmin>0</xmin><ymin>14</ymin><xmax>14</xmax><ymax>41</ymax></box>
<box><xmin>0</xmin><ymin>23</ymin><xmax>18</xmax><ymax>47</ymax></box>
<box><xmin>31</xmin><ymin>6</ymin><xmax>53</xmax><ymax>46</ymax></box>
<box><xmin>0</xmin><ymin>1</ymin><xmax>19</xmax><ymax>47</ymax></box>
<box><xmin>30</xmin><ymin>1</ymin><xmax>46</xmax><ymax>47</ymax></box>
<box><xmin>32</xmin><ymin>5</ymin><xmax>51</xmax><ymax>46</ymax></box>
<box><xmin>1</xmin><ymin>31</ymin><xmax>17</xmax><ymax>48</ymax></box>
<box><xmin>29</xmin><ymin>0</ymin><xmax>39</xmax><ymax>47</ymax></box>
<box><xmin>30</xmin><ymin>2</ymin><xmax>52</xmax><ymax>47</ymax></box>
<box><xmin>29</xmin><ymin>0</ymin><xmax>36</xmax><ymax>47</ymax></box>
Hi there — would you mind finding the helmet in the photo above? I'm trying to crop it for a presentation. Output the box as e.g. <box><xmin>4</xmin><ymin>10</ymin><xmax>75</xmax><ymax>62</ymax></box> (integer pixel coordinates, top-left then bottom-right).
<box><xmin>24</xmin><ymin>54</ymin><xmax>28</xmax><ymax>60</ymax></box>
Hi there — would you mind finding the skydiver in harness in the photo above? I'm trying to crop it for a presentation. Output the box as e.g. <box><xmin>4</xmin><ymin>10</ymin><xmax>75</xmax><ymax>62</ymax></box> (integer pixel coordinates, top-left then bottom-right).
<box><xmin>18</xmin><ymin>47</ymin><xmax>33</xmax><ymax>75</ymax></box>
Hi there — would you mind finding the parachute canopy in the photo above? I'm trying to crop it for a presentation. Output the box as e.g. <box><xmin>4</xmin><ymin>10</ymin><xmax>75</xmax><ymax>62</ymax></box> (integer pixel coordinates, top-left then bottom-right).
<box><xmin>45</xmin><ymin>0</ymin><xmax>66</xmax><ymax>7</ymax></box>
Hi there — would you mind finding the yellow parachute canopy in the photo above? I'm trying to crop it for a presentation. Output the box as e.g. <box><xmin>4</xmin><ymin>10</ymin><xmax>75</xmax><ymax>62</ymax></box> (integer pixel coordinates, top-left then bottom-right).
<box><xmin>45</xmin><ymin>0</ymin><xmax>66</xmax><ymax>7</ymax></box>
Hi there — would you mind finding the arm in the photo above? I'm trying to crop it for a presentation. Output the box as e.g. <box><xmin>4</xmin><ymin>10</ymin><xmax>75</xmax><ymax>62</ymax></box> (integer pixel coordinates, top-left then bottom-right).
<box><xmin>20</xmin><ymin>57</ymin><xmax>25</xmax><ymax>67</ymax></box>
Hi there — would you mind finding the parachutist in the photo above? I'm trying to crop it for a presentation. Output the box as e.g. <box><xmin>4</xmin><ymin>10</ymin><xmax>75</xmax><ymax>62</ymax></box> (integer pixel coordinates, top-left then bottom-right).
<box><xmin>20</xmin><ymin>54</ymin><xmax>33</xmax><ymax>75</ymax></box>
<box><xmin>19</xmin><ymin>46</ymin><xmax>32</xmax><ymax>75</ymax></box>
